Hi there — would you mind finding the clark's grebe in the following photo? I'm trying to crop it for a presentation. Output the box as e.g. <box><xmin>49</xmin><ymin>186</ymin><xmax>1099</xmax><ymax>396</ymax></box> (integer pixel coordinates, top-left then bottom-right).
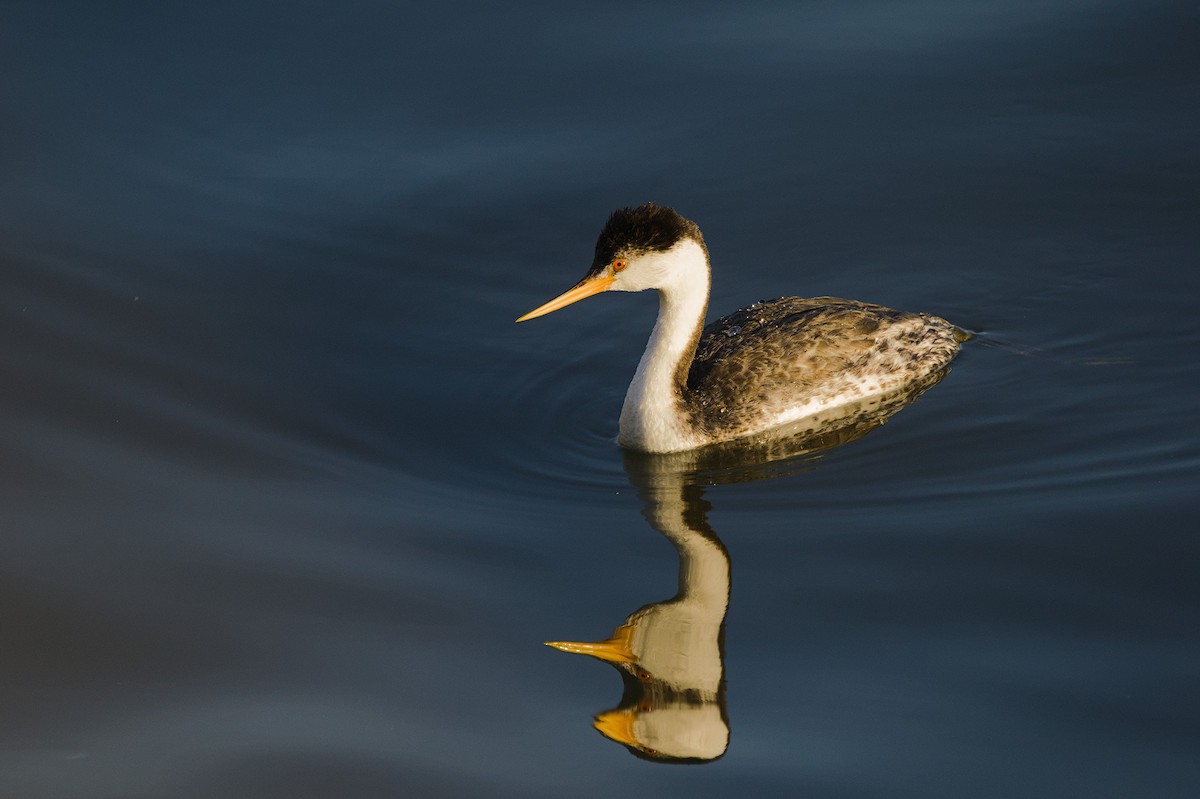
<box><xmin>517</xmin><ymin>203</ymin><xmax>962</xmax><ymax>453</ymax></box>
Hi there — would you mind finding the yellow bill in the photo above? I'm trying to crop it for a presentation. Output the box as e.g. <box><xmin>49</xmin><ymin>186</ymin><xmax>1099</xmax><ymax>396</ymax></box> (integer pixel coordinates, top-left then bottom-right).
<box><xmin>516</xmin><ymin>275</ymin><xmax>616</xmax><ymax>322</ymax></box>
<box><xmin>544</xmin><ymin>623</ymin><xmax>636</xmax><ymax>664</ymax></box>
<box><xmin>593</xmin><ymin>708</ymin><xmax>640</xmax><ymax>748</ymax></box>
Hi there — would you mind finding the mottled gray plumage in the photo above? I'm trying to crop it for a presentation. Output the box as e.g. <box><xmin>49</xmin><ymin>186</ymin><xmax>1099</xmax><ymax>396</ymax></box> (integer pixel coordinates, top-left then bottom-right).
<box><xmin>685</xmin><ymin>296</ymin><xmax>963</xmax><ymax>442</ymax></box>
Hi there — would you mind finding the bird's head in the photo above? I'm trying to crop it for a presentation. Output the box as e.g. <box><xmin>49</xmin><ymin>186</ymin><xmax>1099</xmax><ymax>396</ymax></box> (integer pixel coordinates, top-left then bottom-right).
<box><xmin>517</xmin><ymin>203</ymin><xmax>708</xmax><ymax>322</ymax></box>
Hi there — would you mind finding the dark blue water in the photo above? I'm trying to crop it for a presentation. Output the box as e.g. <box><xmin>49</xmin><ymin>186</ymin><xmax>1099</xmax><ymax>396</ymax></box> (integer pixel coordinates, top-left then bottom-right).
<box><xmin>2</xmin><ymin>2</ymin><xmax>1198</xmax><ymax>796</ymax></box>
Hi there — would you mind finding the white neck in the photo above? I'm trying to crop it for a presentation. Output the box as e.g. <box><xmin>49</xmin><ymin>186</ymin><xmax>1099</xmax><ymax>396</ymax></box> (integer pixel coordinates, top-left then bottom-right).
<box><xmin>617</xmin><ymin>240</ymin><xmax>711</xmax><ymax>452</ymax></box>
<box><xmin>632</xmin><ymin>476</ymin><xmax>729</xmax><ymax>695</ymax></box>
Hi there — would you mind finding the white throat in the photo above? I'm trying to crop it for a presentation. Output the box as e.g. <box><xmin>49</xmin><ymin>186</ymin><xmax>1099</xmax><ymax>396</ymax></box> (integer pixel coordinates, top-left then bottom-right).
<box><xmin>631</xmin><ymin>470</ymin><xmax>730</xmax><ymax>695</ymax></box>
<box><xmin>617</xmin><ymin>239</ymin><xmax>711</xmax><ymax>452</ymax></box>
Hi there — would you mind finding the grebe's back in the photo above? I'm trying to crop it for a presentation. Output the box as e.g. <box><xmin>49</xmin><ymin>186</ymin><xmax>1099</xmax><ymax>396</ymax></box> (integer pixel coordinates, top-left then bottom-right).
<box><xmin>685</xmin><ymin>296</ymin><xmax>962</xmax><ymax>443</ymax></box>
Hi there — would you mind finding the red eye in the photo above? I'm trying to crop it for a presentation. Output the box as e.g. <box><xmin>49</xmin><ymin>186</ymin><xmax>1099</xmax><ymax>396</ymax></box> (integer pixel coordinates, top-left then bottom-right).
<box><xmin>612</xmin><ymin>259</ymin><xmax>628</xmax><ymax>273</ymax></box>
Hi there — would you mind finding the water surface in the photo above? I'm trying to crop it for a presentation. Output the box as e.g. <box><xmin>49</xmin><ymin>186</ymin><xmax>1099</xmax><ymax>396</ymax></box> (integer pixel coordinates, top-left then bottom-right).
<box><xmin>1</xmin><ymin>2</ymin><xmax>1198</xmax><ymax>797</ymax></box>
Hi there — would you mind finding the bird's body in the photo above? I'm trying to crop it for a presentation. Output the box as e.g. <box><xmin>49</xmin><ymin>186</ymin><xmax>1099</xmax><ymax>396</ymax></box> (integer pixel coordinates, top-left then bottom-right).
<box><xmin>518</xmin><ymin>204</ymin><xmax>962</xmax><ymax>453</ymax></box>
<box><xmin>683</xmin><ymin>296</ymin><xmax>961</xmax><ymax>447</ymax></box>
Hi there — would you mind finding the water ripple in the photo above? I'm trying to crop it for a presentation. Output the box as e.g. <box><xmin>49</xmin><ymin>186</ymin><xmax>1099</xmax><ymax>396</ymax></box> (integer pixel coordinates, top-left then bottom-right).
<box><xmin>480</xmin><ymin>334</ymin><xmax>630</xmax><ymax>500</ymax></box>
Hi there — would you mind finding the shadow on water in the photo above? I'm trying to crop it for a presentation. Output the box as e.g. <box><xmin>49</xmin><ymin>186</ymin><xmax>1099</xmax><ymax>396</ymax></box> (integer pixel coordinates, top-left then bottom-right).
<box><xmin>544</xmin><ymin>369</ymin><xmax>951</xmax><ymax>763</ymax></box>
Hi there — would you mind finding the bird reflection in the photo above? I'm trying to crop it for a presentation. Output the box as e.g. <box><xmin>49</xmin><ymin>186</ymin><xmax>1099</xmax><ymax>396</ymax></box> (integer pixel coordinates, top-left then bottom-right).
<box><xmin>545</xmin><ymin>368</ymin><xmax>950</xmax><ymax>763</ymax></box>
<box><xmin>547</xmin><ymin>473</ymin><xmax>731</xmax><ymax>763</ymax></box>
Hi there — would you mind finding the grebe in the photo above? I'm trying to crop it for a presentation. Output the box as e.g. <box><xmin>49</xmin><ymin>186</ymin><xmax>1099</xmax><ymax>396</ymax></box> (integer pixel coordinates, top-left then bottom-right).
<box><xmin>517</xmin><ymin>203</ymin><xmax>962</xmax><ymax>453</ymax></box>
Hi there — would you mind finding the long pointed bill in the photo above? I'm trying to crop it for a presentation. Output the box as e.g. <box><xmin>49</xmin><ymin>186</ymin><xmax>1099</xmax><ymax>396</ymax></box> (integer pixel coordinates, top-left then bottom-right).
<box><xmin>544</xmin><ymin>624</ymin><xmax>636</xmax><ymax>664</ymax></box>
<box><xmin>516</xmin><ymin>275</ymin><xmax>616</xmax><ymax>322</ymax></box>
